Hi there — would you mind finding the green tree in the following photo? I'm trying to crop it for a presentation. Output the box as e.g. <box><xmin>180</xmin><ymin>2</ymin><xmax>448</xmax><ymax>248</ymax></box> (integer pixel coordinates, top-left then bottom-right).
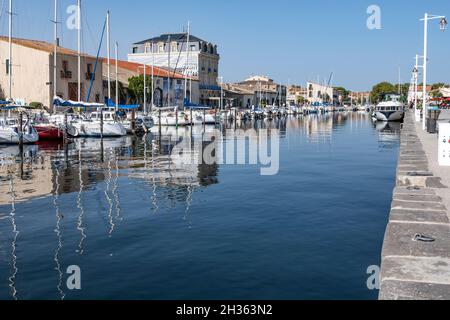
<box><xmin>431</xmin><ymin>83</ymin><xmax>448</xmax><ymax>90</ymax></box>
<box><xmin>296</xmin><ymin>96</ymin><xmax>306</xmax><ymax>105</ymax></box>
<box><xmin>110</xmin><ymin>81</ymin><xmax>128</xmax><ymax>104</ymax></box>
<box><xmin>128</xmin><ymin>75</ymin><xmax>152</xmax><ymax>105</ymax></box>
<box><xmin>334</xmin><ymin>87</ymin><xmax>350</xmax><ymax>104</ymax></box>
<box><xmin>370</xmin><ymin>82</ymin><xmax>396</xmax><ymax>103</ymax></box>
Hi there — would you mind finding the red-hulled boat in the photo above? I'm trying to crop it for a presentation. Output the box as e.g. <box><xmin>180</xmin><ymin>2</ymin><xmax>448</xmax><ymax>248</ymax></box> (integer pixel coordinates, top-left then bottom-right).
<box><xmin>34</xmin><ymin>124</ymin><xmax>64</xmax><ymax>140</ymax></box>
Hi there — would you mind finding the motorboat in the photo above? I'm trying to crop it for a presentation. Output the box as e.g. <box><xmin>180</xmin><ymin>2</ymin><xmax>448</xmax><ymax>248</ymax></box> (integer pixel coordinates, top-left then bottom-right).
<box><xmin>373</xmin><ymin>95</ymin><xmax>405</xmax><ymax>122</ymax></box>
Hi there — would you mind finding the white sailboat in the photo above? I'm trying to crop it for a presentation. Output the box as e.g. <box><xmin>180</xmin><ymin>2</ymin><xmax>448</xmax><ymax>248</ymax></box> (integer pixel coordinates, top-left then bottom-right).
<box><xmin>0</xmin><ymin>113</ymin><xmax>39</xmax><ymax>144</ymax></box>
<box><xmin>69</xmin><ymin>108</ymin><xmax>126</xmax><ymax>137</ymax></box>
<box><xmin>65</xmin><ymin>5</ymin><xmax>126</xmax><ymax>137</ymax></box>
<box><xmin>152</xmin><ymin>107</ymin><xmax>191</xmax><ymax>126</ymax></box>
<box><xmin>0</xmin><ymin>1</ymin><xmax>39</xmax><ymax>145</ymax></box>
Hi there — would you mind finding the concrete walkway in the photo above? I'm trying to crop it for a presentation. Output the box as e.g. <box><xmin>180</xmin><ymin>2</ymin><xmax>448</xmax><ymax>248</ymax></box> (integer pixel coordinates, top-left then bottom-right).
<box><xmin>379</xmin><ymin>111</ymin><xmax>450</xmax><ymax>300</ymax></box>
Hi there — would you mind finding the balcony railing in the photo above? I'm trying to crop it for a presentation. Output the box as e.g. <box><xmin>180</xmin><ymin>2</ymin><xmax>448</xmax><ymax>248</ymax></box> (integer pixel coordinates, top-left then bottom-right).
<box><xmin>60</xmin><ymin>70</ymin><xmax>72</xmax><ymax>79</ymax></box>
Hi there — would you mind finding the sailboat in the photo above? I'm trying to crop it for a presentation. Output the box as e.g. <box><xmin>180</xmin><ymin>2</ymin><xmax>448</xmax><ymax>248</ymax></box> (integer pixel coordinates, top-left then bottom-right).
<box><xmin>58</xmin><ymin>4</ymin><xmax>126</xmax><ymax>137</ymax></box>
<box><xmin>33</xmin><ymin>0</ymin><xmax>64</xmax><ymax>140</ymax></box>
<box><xmin>0</xmin><ymin>105</ymin><xmax>39</xmax><ymax>144</ymax></box>
<box><xmin>0</xmin><ymin>1</ymin><xmax>39</xmax><ymax>145</ymax></box>
<box><xmin>53</xmin><ymin>97</ymin><xmax>126</xmax><ymax>137</ymax></box>
<box><xmin>152</xmin><ymin>107</ymin><xmax>191</xmax><ymax>126</ymax></box>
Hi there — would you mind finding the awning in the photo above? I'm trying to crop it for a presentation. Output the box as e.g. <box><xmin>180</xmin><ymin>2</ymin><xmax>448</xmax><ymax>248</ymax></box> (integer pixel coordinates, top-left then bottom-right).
<box><xmin>53</xmin><ymin>96</ymin><xmax>104</xmax><ymax>108</ymax></box>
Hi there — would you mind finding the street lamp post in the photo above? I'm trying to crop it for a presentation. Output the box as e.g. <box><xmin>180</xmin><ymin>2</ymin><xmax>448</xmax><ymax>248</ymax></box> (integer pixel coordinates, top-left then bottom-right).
<box><xmin>412</xmin><ymin>55</ymin><xmax>420</xmax><ymax>122</ymax></box>
<box><xmin>217</xmin><ymin>76</ymin><xmax>223</xmax><ymax>110</ymax></box>
<box><xmin>420</xmin><ymin>13</ymin><xmax>447</xmax><ymax>131</ymax></box>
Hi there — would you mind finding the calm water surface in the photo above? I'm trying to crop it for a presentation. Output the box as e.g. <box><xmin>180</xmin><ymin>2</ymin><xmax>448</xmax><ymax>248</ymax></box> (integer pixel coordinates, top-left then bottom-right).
<box><xmin>0</xmin><ymin>113</ymin><xmax>400</xmax><ymax>300</ymax></box>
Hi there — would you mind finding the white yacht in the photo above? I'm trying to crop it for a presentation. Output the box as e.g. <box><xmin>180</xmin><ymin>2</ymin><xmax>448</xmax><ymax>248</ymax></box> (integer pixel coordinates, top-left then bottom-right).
<box><xmin>373</xmin><ymin>95</ymin><xmax>405</xmax><ymax>122</ymax></box>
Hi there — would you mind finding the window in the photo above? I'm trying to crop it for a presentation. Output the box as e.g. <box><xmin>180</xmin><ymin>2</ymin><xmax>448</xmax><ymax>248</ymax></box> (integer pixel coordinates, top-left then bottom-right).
<box><xmin>87</xmin><ymin>63</ymin><xmax>93</xmax><ymax>74</ymax></box>
<box><xmin>63</xmin><ymin>60</ymin><xmax>69</xmax><ymax>71</ymax></box>
<box><xmin>132</xmin><ymin>47</ymin><xmax>138</xmax><ymax>54</ymax></box>
<box><xmin>5</xmin><ymin>59</ymin><xmax>9</xmax><ymax>74</ymax></box>
<box><xmin>95</xmin><ymin>94</ymin><xmax>100</xmax><ymax>102</ymax></box>
<box><xmin>145</xmin><ymin>44</ymin><xmax>151</xmax><ymax>53</ymax></box>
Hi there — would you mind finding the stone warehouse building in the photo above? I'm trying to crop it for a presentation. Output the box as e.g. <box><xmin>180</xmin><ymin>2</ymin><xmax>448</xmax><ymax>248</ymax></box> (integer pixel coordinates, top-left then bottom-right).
<box><xmin>0</xmin><ymin>37</ymin><xmax>103</xmax><ymax>107</ymax></box>
<box><xmin>231</xmin><ymin>75</ymin><xmax>287</xmax><ymax>107</ymax></box>
<box><xmin>128</xmin><ymin>33</ymin><xmax>220</xmax><ymax>106</ymax></box>
<box><xmin>102</xmin><ymin>59</ymin><xmax>200</xmax><ymax>107</ymax></box>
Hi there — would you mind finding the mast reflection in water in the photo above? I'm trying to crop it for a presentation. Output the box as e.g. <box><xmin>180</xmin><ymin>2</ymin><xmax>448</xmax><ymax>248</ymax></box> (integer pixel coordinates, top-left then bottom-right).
<box><xmin>0</xmin><ymin>113</ymin><xmax>400</xmax><ymax>300</ymax></box>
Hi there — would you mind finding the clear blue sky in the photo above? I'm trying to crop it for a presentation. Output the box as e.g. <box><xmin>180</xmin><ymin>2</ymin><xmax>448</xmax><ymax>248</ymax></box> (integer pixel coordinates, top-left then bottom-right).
<box><xmin>1</xmin><ymin>0</ymin><xmax>450</xmax><ymax>91</ymax></box>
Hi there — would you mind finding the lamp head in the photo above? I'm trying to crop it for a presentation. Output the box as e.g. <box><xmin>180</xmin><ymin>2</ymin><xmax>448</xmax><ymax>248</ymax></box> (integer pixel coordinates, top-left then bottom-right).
<box><xmin>440</xmin><ymin>17</ymin><xmax>448</xmax><ymax>31</ymax></box>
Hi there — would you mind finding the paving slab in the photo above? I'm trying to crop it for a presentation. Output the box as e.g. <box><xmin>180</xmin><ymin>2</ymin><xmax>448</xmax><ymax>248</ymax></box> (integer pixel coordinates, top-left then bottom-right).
<box><xmin>394</xmin><ymin>187</ymin><xmax>436</xmax><ymax>196</ymax></box>
<box><xmin>391</xmin><ymin>200</ymin><xmax>446</xmax><ymax>211</ymax></box>
<box><xmin>380</xmin><ymin>280</ymin><xmax>450</xmax><ymax>300</ymax></box>
<box><xmin>390</xmin><ymin>209</ymin><xmax>449</xmax><ymax>224</ymax></box>
<box><xmin>382</xmin><ymin>257</ymin><xmax>450</xmax><ymax>285</ymax></box>
<box><xmin>382</xmin><ymin>222</ymin><xmax>450</xmax><ymax>259</ymax></box>
<box><xmin>393</xmin><ymin>193</ymin><xmax>442</xmax><ymax>203</ymax></box>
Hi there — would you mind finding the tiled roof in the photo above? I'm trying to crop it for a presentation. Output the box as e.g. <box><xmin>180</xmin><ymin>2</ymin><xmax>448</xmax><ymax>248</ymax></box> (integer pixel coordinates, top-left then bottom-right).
<box><xmin>103</xmin><ymin>58</ymin><xmax>197</xmax><ymax>80</ymax></box>
<box><xmin>0</xmin><ymin>36</ymin><xmax>95</xmax><ymax>58</ymax></box>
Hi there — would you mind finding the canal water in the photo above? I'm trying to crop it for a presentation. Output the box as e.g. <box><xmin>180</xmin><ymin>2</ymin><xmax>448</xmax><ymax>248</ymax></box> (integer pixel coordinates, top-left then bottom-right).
<box><xmin>0</xmin><ymin>113</ymin><xmax>400</xmax><ymax>300</ymax></box>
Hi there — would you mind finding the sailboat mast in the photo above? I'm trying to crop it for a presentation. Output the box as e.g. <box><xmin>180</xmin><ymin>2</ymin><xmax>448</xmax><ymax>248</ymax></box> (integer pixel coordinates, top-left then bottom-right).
<box><xmin>107</xmin><ymin>10</ymin><xmax>111</xmax><ymax>101</ymax></box>
<box><xmin>143</xmin><ymin>63</ymin><xmax>147</xmax><ymax>114</ymax></box>
<box><xmin>115</xmin><ymin>42</ymin><xmax>118</xmax><ymax>112</ymax></box>
<box><xmin>184</xmin><ymin>21</ymin><xmax>190</xmax><ymax>103</ymax></box>
<box><xmin>167</xmin><ymin>34</ymin><xmax>171</xmax><ymax>107</ymax></box>
<box><xmin>151</xmin><ymin>42</ymin><xmax>154</xmax><ymax>111</ymax></box>
<box><xmin>77</xmin><ymin>0</ymin><xmax>81</xmax><ymax>102</ymax></box>
<box><xmin>53</xmin><ymin>0</ymin><xmax>58</xmax><ymax>105</ymax></box>
<box><xmin>8</xmin><ymin>0</ymin><xmax>12</xmax><ymax>101</ymax></box>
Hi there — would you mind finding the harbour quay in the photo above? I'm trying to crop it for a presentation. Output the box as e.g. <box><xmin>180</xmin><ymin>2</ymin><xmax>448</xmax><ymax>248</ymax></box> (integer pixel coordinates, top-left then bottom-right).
<box><xmin>380</xmin><ymin>110</ymin><xmax>450</xmax><ymax>300</ymax></box>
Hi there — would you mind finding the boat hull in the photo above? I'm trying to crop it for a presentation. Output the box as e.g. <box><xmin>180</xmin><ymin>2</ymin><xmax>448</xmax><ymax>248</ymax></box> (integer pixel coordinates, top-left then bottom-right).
<box><xmin>374</xmin><ymin>111</ymin><xmax>404</xmax><ymax>122</ymax></box>
<box><xmin>34</xmin><ymin>125</ymin><xmax>64</xmax><ymax>140</ymax></box>
<box><xmin>152</xmin><ymin>115</ymin><xmax>191</xmax><ymax>126</ymax></box>
<box><xmin>70</xmin><ymin>122</ymin><xmax>127</xmax><ymax>137</ymax></box>
<box><xmin>0</xmin><ymin>128</ymin><xmax>39</xmax><ymax>144</ymax></box>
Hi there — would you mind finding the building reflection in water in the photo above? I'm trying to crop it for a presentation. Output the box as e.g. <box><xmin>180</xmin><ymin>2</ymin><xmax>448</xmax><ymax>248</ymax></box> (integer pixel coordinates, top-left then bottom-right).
<box><xmin>0</xmin><ymin>113</ymin><xmax>381</xmax><ymax>300</ymax></box>
<box><xmin>0</xmin><ymin>114</ymin><xmax>368</xmax><ymax>206</ymax></box>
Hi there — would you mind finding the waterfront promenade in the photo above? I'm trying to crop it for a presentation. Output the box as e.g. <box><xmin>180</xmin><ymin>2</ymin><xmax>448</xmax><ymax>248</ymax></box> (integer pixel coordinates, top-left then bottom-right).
<box><xmin>380</xmin><ymin>111</ymin><xmax>450</xmax><ymax>300</ymax></box>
